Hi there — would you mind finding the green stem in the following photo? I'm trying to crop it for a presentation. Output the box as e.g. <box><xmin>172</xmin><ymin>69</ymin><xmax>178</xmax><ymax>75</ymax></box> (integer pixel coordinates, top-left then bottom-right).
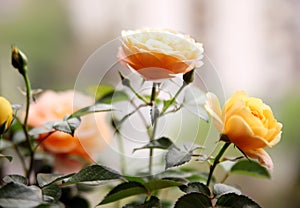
<box><xmin>116</xmin><ymin>132</ymin><xmax>126</xmax><ymax>174</ymax></box>
<box><xmin>149</xmin><ymin>83</ymin><xmax>158</xmax><ymax>176</ymax></box>
<box><xmin>22</xmin><ymin>70</ymin><xmax>34</xmax><ymax>181</ymax></box>
<box><xmin>206</xmin><ymin>142</ymin><xmax>231</xmax><ymax>186</ymax></box>
<box><xmin>161</xmin><ymin>84</ymin><xmax>186</xmax><ymax>115</ymax></box>
<box><xmin>128</xmin><ymin>85</ymin><xmax>148</xmax><ymax>104</ymax></box>
<box><xmin>149</xmin><ymin>119</ymin><xmax>158</xmax><ymax>176</ymax></box>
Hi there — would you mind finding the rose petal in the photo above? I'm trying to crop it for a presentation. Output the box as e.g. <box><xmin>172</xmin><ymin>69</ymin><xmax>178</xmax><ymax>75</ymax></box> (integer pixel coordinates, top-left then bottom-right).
<box><xmin>134</xmin><ymin>52</ymin><xmax>163</xmax><ymax>69</ymax></box>
<box><xmin>268</xmin><ymin>129</ymin><xmax>282</xmax><ymax>147</ymax></box>
<box><xmin>41</xmin><ymin>131</ymin><xmax>78</xmax><ymax>154</ymax></box>
<box><xmin>224</xmin><ymin>116</ymin><xmax>270</xmax><ymax>149</ymax></box>
<box><xmin>222</xmin><ymin>91</ymin><xmax>248</xmax><ymax>117</ymax></box>
<box><xmin>136</xmin><ymin>67</ymin><xmax>174</xmax><ymax>80</ymax></box>
<box><xmin>118</xmin><ymin>47</ymin><xmax>144</xmax><ymax>70</ymax></box>
<box><xmin>119</xmin><ymin>28</ymin><xmax>204</xmax><ymax>80</ymax></box>
<box><xmin>205</xmin><ymin>92</ymin><xmax>223</xmax><ymax>132</ymax></box>
<box><xmin>243</xmin><ymin>148</ymin><xmax>274</xmax><ymax>170</ymax></box>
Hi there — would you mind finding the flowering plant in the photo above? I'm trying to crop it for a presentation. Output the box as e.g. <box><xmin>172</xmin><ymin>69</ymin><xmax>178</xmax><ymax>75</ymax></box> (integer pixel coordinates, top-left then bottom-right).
<box><xmin>0</xmin><ymin>29</ymin><xmax>282</xmax><ymax>208</ymax></box>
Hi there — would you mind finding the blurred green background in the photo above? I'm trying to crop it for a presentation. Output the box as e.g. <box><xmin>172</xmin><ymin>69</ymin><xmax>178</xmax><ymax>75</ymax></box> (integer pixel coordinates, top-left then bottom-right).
<box><xmin>1</xmin><ymin>0</ymin><xmax>300</xmax><ymax>207</ymax></box>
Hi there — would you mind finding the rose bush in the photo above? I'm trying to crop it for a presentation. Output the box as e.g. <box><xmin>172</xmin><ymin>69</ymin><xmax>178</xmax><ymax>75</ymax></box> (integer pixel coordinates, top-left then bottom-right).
<box><xmin>205</xmin><ymin>91</ymin><xmax>282</xmax><ymax>169</ymax></box>
<box><xmin>27</xmin><ymin>90</ymin><xmax>111</xmax><ymax>173</ymax></box>
<box><xmin>118</xmin><ymin>28</ymin><xmax>204</xmax><ymax>80</ymax></box>
<box><xmin>0</xmin><ymin>96</ymin><xmax>13</xmax><ymax>135</ymax></box>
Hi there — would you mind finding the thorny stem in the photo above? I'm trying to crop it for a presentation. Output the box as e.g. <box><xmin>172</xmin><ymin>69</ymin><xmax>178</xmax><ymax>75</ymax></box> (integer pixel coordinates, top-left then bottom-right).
<box><xmin>149</xmin><ymin>83</ymin><xmax>158</xmax><ymax>176</ymax></box>
<box><xmin>22</xmin><ymin>70</ymin><xmax>35</xmax><ymax>181</ymax></box>
<box><xmin>112</xmin><ymin>101</ymin><xmax>148</xmax><ymax>174</ymax></box>
<box><xmin>206</xmin><ymin>142</ymin><xmax>231</xmax><ymax>186</ymax></box>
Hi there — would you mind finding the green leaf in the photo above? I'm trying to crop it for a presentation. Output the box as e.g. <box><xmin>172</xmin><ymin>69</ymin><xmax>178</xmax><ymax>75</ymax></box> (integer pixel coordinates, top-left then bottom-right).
<box><xmin>125</xmin><ymin>176</ymin><xmax>146</xmax><ymax>184</ymax></box>
<box><xmin>0</xmin><ymin>182</ymin><xmax>43</xmax><ymax>208</ymax></box>
<box><xmin>156</xmin><ymin>168</ymin><xmax>208</xmax><ymax>183</ymax></box>
<box><xmin>64</xmin><ymin>196</ymin><xmax>90</xmax><ymax>208</ymax></box>
<box><xmin>106</xmin><ymin>90</ymin><xmax>129</xmax><ymax>103</ymax></box>
<box><xmin>216</xmin><ymin>193</ymin><xmax>261</xmax><ymax>208</ymax></box>
<box><xmin>162</xmin><ymin>99</ymin><xmax>175</xmax><ymax>113</ymax></box>
<box><xmin>230</xmin><ymin>160</ymin><xmax>270</xmax><ymax>178</ymax></box>
<box><xmin>133</xmin><ymin>137</ymin><xmax>175</xmax><ymax>152</ymax></box>
<box><xmin>144</xmin><ymin>179</ymin><xmax>184</xmax><ymax>192</ymax></box>
<box><xmin>2</xmin><ymin>175</ymin><xmax>28</xmax><ymax>185</ymax></box>
<box><xmin>213</xmin><ymin>183</ymin><xmax>241</xmax><ymax>198</ymax></box>
<box><xmin>166</xmin><ymin>146</ymin><xmax>191</xmax><ymax>169</ymax></box>
<box><xmin>93</xmin><ymin>85</ymin><xmax>114</xmax><ymax>100</ymax></box>
<box><xmin>99</xmin><ymin>181</ymin><xmax>147</xmax><ymax>205</ymax></box>
<box><xmin>28</xmin><ymin>121</ymin><xmax>56</xmax><ymax>136</ymax></box>
<box><xmin>36</xmin><ymin>202</ymin><xmax>65</xmax><ymax>208</ymax></box>
<box><xmin>160</xmin><ymin>177</ymin><xmax>188</xmax><ymax>184</ymax></box>
<box><xmin>92</xmin><ymin>84</ymin><xmax>129</xmax><ymax>104</ymax></box>
<box><xmin>144</xmin><ymin>95</ymin><xmax>162</xmax><ymax>105</ymax></box>
<box><xmin>66</xmin><ymin>164</ymin><xmax>124</xmax><ymax>184</ymax></box>
<box><xmin>42</xmin><ymin>184</ymin><xmax>61</xmax><ymax>203</ymax></box>
<box><xmin>69</xmin><ymin>103</ymin><xmax>113</xmax><ymax>118</ymax></box>
<box><xmin>165</xmin><ymin>144</ymin><xmax>203</xmax><ymax>170</ymax></box>
<box><xmin>53</xmin><ymin>117</ymin><xmax>81</xmax><ymax>136</ymax></box>
<box><xmin>174</xmin><ymin>193</ymin><xmax>212</xmax><ymax>208</ymax></box>
<box><xmin>183</xmin><ymin>86</ymin><xmax>208</xmax><ymax>121</ymax></box>
<box><xmin>123</xmin><ymin>196</ymin><xmax>160</xmax><ymax>208</ymax></box>
<box><xmin>179</xmin><ymin>182</ymin><xmax>211</xmax><ymax>197</ymax></box>
<box><xmin>185</xmin><ymin>172</ymin><xmax>210</xmax><ymax>183</ymax></box>
<box><xmin>0</xmin><ymin>153</ymin><xmax>13</xmax><ymax>162</ymax></box>
<box><xmin>37</xmin><ymin>173</ymin><xmax>74</xmax><ymax>188</ymax></box>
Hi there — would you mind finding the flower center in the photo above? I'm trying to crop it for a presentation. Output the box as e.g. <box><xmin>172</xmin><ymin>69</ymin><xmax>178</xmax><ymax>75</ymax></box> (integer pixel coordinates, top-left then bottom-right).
<box><xmin>251</xmin><ymin>110</ymin><xmax>263</xmax><ymax>120</ymax></box>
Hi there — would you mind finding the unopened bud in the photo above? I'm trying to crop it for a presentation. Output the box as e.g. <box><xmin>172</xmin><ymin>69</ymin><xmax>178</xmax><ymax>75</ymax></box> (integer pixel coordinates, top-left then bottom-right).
<box><xmin>118</xmin><ymin>71</ymin><xmax>130</xmax><ymax>87</ymax></box>
<box><xmin>11</xmin><ymin>47</ymin><xmax>28</xmax><ymax>75</ymax></box>
<box><xmin>183</xmin><ymin>69</ymin><xmax>194</xmax><ymax>85</ymax></box>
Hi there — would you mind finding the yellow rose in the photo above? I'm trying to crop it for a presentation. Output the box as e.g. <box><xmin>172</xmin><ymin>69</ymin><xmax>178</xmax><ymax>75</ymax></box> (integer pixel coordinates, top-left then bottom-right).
<box><xmin>205</xmin><ymin>91</ymin><xmax>282</xmax><ymax>169</ymax></box>
<box><xmin>118</xmin><ymin>28</ymin><xmax>204</xmax><ymax>80</ymax></box>
<box><xmin>27</xmin><ymin>90</ymin><xmax>111</xmax><ymax>173</ymax></box>
<box><xmin>0</xmin><ymin>96</ymin><xmax>13</xmax><ymax>135</ymax></box>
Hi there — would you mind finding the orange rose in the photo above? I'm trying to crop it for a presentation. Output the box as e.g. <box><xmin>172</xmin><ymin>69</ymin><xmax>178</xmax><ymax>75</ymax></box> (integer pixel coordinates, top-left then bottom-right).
<box><xmin>0</xmin><ymin>96</ymin><xmax>13</xmax><ymax>135</ymax></box>
<box><xmin>118</xmin><ymin>28</ymin><xmax>204</xmax><ymax>80</ymax></box>
<box><xmin>27</xmin><ymin>90</ymin><xmax>111</xmax><ymax>173</ymax></box>
<box><xmin>205</xmin><ymin>91</ymin><xmax>282</xmax><ymax>169</ymax></box>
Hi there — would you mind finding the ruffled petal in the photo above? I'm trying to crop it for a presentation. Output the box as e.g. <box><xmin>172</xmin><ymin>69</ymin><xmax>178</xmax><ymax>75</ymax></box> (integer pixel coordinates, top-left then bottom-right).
<box><xmin>268</xmin><ymin>129</ymin><xmax>282</xmax><ymax>147</ymax></box>
<box><xmin>205</xmin><ymin>92</ymin><xmax>223</xmax><ymax>132</ymax></box>
<box><xmin>224</xmin><ymin>115</ymin><xmax>270</xmax><ymax>149</ymax></box>
<box><xmin>40</xmin><ymin>131</ymin><xmax>77</xmax><ymax>154</ymax></box>
<box><xmin>243</xmin><ymin>148</ymin><xmax>274</xmax><ymax>170</ymax></box>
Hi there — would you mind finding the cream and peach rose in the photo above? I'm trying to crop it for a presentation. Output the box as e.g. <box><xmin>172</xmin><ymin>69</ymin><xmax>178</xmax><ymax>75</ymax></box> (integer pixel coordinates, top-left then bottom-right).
<box><xmin>0</xmin><ymin>96</ymin><xmax>13</xmax><ymax>135</ymax></box>
<box><xmin>27</xmin><ymin>90</ymin><xmax>111</xmax><ymax>173</ymax></box>
<box><xmin>205</xmin><ymin>91</ymin><xmax>282</xmax><ymax>169</ymax></box>
<box><xmin>118</xmin><ymin>28</ymin><xmax>204</xmax><ymax>80</ymax></box>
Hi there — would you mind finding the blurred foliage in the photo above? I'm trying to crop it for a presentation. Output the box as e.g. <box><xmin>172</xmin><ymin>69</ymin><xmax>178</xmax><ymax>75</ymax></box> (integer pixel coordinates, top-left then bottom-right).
<box><xmin>0</xmin><ymin>0</ymin><xmax>72</xmax><ymax>89</ymax></box>
<box><xmin>278</xmin><ymin>91</ymin><xmax>300</xmax><ymax>146</ymax></box>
